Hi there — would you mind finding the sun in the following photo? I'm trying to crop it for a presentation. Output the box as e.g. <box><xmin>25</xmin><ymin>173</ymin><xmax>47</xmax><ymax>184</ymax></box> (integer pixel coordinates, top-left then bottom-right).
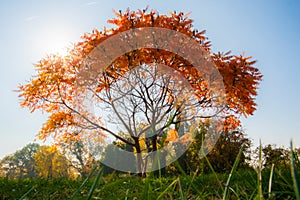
<box><xmin>43</xmin><ymin>34</ymin><xmax>70</xmax><ymax>57</ymax></box>
<box><xmin>36</xmin><ymin>26</ymin><xmax>74</xmax><ymax>57</ymax></box>
<box><xmin>47</xmin><ymin>41</ymin><xmax>68</xmax><ymax>56</ymax></box>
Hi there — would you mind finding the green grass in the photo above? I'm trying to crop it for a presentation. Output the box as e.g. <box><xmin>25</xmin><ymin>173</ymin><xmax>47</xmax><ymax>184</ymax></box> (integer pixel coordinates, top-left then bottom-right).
<box><xmin>0</xmin><ymin>146</ymin><xmax>299</xmax><ymax>200</ymax></box>
<box><xmin>0</xmin><ymin>168</ymin><xmax>297</xmax><ymax>199</ymax></box>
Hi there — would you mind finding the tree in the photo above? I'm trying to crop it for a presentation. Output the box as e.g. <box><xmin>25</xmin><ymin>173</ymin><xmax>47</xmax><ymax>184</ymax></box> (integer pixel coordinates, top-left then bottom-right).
<box><xmin>0</xmin><ymin>143</ymin><xmax>40</xmax><ymax>179</ymax></box>
<box><xmin>0</xmin><ymin>165</ymin><xmax>4</xmax><ymax>177</ymax></box>
<box><xmin>262</xmin><ymin>144</ymin><xmax>290</xmax><ymax>169</ymax></box>
<box><xmin>17</xmin><ymin>8</ymin><xmax>262</xmax><ymax>175</ymax></box>
<box><xmin>95</xmin><ymin>65</ymin><xmax>207</xmax><ymax>174</ymax></box>
<box><xmin>61</xmin><ymin>139</ymin><xmax>97</xmax><ymax>177</ymax></box>
<box><xmin>204</xmin><ymin>129</ymin><xmax>251</xmax><ymax>173</ymax></box>
<box><xmin>34</xmin><ymin>145</ymin><xmax>69</xmax><ymax>178</ymax></box>
<box><xmin>167</xmin><ymin>122</ymin><xmax>251</xmax><ymax>174</ymax></box>
<box><xmin>296</xmin><ymin>148</ymin><xmax>300</xmax><ymax>158</ymax></box>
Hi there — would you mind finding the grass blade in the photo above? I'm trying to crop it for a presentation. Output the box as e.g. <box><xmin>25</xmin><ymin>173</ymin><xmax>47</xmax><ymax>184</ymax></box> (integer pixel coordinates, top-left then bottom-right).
<box><xmin>177</xmin><ymin>177</ymin><xmax>186</xmax><ymax>200</ymax></box>
<box><xmin>157</xmin><ymin>178</ymin><xmax>178</xmax><ymax>200</ymax></box>
<box><xmin>256</xmin><ymin>140</ymin><xmax>264</xmax><ymax>200</ymax></box>
<box><xmin>70</xmin><ymin>166</ymin><xmax>98</xmax><ymax>200</ymax></box>
<box><xmin>142</xmin><ymin>176</ymin><xmax>152</xmax><ymax>200</ymax></box>
<box><xmin>186</xmin><ymin>167</ymin><xmax>199</xmax><ymax>195</ymax></box>
<box><xmin>268</xmin><ymin>163</ymin><xmax>274</xmax><ymax>198</ymax></box>
<box><xmin>290</xmin><ymin>140</ymin><xmax>300</xmax><ymax>200</ymax></box>
<box><xmin>170</xmin><ymin>153</ymin><xmax>202</xmax><ymax>195</ymax></box>
<box><xmin>229</xmin><ymin>187</ymin><xmax>240</xmax><ymax>199</ymax></box>
<box><xmin>87</xmin><ymin>167</ymin><xmax>103</xmax><ymax>200</ymax></box>
<box><xmin>18</xmin><ymin>186</ymin><xmax>35</xmax><ymax>200</ymax></box>
<box><xmin>201</xmin><ymin>148</ymin><xmax>224</xmax><ymax>191</ymax></box>
<box><xmin>222</xmin><ymin>143</ymin><xmax>244</xmax><ymax>200</ymax></box>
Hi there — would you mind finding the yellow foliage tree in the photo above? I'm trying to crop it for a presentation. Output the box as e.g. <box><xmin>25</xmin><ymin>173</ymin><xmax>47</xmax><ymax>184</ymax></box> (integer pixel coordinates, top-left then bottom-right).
<box><xmin>34</xmin><ymin>146</ymin><xmax>69</xmax><ymax>178</ymax></box>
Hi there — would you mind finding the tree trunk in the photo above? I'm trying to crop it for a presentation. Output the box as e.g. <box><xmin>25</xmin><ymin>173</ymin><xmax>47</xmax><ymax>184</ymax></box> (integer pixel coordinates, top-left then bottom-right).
<box><xmin>134</xmin><ymin>138</ymin><xmax>145</xmax><ymax>177</ymax></box>
<box><xmin>151</xmin><ymin>135</ymin><xmax>160</xmax><ymax>177</ymax></box>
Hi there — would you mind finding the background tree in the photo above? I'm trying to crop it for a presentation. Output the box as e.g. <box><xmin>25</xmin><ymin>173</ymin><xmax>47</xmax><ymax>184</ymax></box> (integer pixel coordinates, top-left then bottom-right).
<box><xmin>61</xmin><ymin>139</ymin><xmax>97</xmax><ymax>177</ymax></box>
<box><xmin>0</xmin><ymin>165</ymin><xmax>4</xmax><ymax>177</ymax></box>
<box><xmin>204</xmin><ymin>130</ymin><xmax>251</xmax><ymax>172</ymax></box>
<box><xmin>262</xmin><ymin>144</ymin><xmax>290</xmax><ymax>169</ymax></box>
<box><xmin>17</xmin><ymin>8</ymin><xmax>262</xmax><ymax>175</ymax></box>
<box><xmin>296</xmin><ymin>148</ymin><xmax>300</xmax><ymax>158</ymax></box>
<box><xmin>34</xmin><ymin>145</ymin><xmax>69</xmax><ymax>178</ymax></box>
<box><xmin>167</xmin><ymin>122</ymin><xmax>251</xmax><ymax>174</ymax></box>
<box><xmin>0</xmin><ymin>143</ymin><xmax>40</xmax><ymax>179</ymax></box>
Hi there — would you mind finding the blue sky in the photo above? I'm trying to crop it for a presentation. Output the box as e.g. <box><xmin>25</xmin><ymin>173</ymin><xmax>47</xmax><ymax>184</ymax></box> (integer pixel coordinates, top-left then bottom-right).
<box><xmin>0</xmin><ymin>0</ymin><xmax>299</xmax><ymax>158</ymax></box>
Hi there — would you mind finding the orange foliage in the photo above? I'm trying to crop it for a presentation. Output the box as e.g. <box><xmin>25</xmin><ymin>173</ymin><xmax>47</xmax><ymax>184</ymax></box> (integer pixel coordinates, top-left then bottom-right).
<box><xmin>165</xmin><ymin>129</ymin><xmax>179</xmax><ymax>143</ymax></box>
<box><xmin>17</xmin><ymin>8</ymin><xmax>262</xmax><ymax>144</ymax></box>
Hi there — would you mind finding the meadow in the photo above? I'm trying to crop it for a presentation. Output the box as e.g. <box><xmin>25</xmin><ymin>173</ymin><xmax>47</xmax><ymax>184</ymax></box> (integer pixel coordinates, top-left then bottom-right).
<box><xmin>1</xmin><ymin>146</ymin><xmax>299</xmax><ymax>200</ymax></box>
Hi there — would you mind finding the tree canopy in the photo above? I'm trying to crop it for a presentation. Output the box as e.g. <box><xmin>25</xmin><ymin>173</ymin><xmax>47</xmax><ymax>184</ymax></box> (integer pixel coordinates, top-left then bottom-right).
<box><xmin>17</xmin><ymin>8</ymin><xmax>262</xmax><ymax>174</ymax></box>
<box><xmin>0</xmin><ymin>143</ymin><xmax>40</xmax><ymax>178</ymax></box>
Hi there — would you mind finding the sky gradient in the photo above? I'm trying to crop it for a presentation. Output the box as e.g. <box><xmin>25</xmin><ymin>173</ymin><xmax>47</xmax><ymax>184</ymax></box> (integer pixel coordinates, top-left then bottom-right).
<box><xmin>1</xmin><ymin>0</ymin><xmax>300</xmax><ymax>158</ymax></box>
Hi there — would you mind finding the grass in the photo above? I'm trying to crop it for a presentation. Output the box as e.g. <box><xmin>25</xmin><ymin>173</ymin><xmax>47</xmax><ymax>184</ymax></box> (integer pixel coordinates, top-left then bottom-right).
<box><xmin>0</xmin><ymin>144</ymin><xmax>299</xmax><ymax>200</ymax></box>
<box><xmin>222</xmin><ymin>143</ymin><xmax>244</xmax><ymax>200</ymax></box>
<box><xmin>0</xmin><ymin>169</ymin><xmax>297</xmax><ymax>199</ymax></box>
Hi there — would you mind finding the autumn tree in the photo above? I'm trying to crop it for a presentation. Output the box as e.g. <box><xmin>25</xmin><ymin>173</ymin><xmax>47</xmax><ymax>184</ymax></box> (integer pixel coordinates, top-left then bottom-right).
<box><xmin>94</xmin><ymin>64</ymin><xmax>207</xmax><ymax>174</ymax></box>
<box><xmin>34</xmin><ymin>146</ymin><xmax>69</xmax><ymax>178</ymax></box>
<box><xmin>17</xmin><ymin>8</ymin><xmax>262</xmax><ymax>175</ymax></box>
